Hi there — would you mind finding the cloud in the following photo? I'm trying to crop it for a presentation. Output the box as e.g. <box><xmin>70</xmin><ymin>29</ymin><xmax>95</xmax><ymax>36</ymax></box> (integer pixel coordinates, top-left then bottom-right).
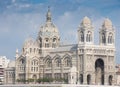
<box><xmin>12</xmin><ymin>0</ymin><xmax>16</xmax><ymax>3</ymax></box>
<box><xmin>0</xmin><ymin>13</ymin><xmax>45</xmax><ymax>59</ymax></box>
<box><xmin>54</xmin><ymin>5</ymin><xmax>104</xmax><ymax>44</ymax></box>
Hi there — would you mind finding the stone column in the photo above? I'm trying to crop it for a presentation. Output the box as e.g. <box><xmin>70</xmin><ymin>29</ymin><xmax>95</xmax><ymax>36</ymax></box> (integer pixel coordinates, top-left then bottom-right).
<box><xmin>52</xmin><ymin>61</ymin><xmax>54</xmax><ymax>78</ymax></box>
<box><xmin>61</xmin><ymin>62</ymin><xmax>63</xmax><ymax>78</ymax></box>
<box><xmin>15</xmin><ymin>64</ymin><xmax>18</xmax><ymax>84</ymax></box>
<box><xmin>113</xmin><ymin>73</ymin><xmax>116</xmax><ymax>85</ymax></box>
<box><xmin>83</xmin><ymin>49</ymin><xmax>87</xmax><ymax>85</ymax></box>
<box><xmin>99</xmin><ymin>31</ymin><xmax>101</xmax><ymax>45</ymax></box>
<box><xmin>25</xmin><ymin>59</ymin><xmax>29</xmax><ymax>80</ymax></box>
<box><xmin>104</xmin><ymin>54</ymin><xmax>108</xmax><ymax>85</ymax></box>
<box><xmin>83</xmin><ymin>73</ymin><xmax>87</xmax><ymax>84</ymax></box>
<box><xmin>91</xmin><ymin>73</ymin><xmax>95</xmax><ymax>85</ymax></box>
<box><xmin>77</xmin><ymin>71</ymin><xmax>80</xmax><ymax>84</ymax></box>
<box><xmin>50</xmin><ymin>38</ymin><xmax>52</xmax><ymax>47</ymax></box>
<box><xmin>104</xmin><ymin>73</ymin><xmax>108</xmax><ymax>85</ymax></box>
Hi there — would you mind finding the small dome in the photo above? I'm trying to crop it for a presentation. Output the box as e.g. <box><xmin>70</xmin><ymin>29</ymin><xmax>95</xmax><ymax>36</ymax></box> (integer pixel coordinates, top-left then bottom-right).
<box><xmin>102</xmin><ymin>18</ymin><xmax>112</xmax><ymax>29</ymax></box>
<box><xmin>82</xmin><ymin>16</ymin><xmax>91</xmax><ymax>25</ymax></box>
<box><xmin>23</xmin><ymin>37</ymin><xmax>39</xmax><ymax>49</ymax></box>
<box><xmin>23</xmin><ymin>37</ymin><xmax>34</xmax><ymax>48</ymax></box>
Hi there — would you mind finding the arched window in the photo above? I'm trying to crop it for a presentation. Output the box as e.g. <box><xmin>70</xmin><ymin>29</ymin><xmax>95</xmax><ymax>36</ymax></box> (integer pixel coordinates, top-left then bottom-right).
<box><xmin>108</xmin><ymin>75</ymin><xmax>113</xmax><ymax>85</ymax></box>
<box><xmin>31</xmin><ymin>60</ymin><xmax>38</xmax><ymax>65</ymax></box>
<box><xmin>45</xmin><ymin>58</ymin><xmax>52</xmax><ymax>67</ymax></box>
<box><xmin>80</xmin><ymin>74</ymin><xmax>83</xmax><ymax>84</ymax></box>
<box><xmin>52</xmin><ymin>38</ymin><xmax>57</xmax><ymax>48</ymax></box>
<box><xmin>31</xmin><ymin>59</ymin><xmax>39</xmax><ymax>72</ymax></box>
<box><xmin>19</xmin><ymin>59</ymin><xmax>25</xmax><ymax>72</ymax></box>
<box><xmin>86</xmin><ymin>31</ymin><xmax>92</xmax><ymax>42</ymax></box>
<box><xmin>19</xmin><ymin>59</ymin><xmax>25</xmax><ymax>64</ymax></box>
<box><xmin>108</xmin><ymin>33</ymin><xmax>113</xmax><ymax>44</ymax></box>
<box><xmin>45</xmin><ymin>38</ymin><xmax>49</xmax><ymax>48</ymax></box>
<box><xmin>34</xmin><ymin>48</ymin><xmax>36</xmax><ymax>53</ymax></box>
<box><xmin>39</xmin><ymin>38</ymin><xmax>42</xmax><ymax>47</ymax></box>
<box><xmin>33</xmin><ymin>74</ymin><xmax>37</xmax><ymax>81</ymax></box>
<box><xmin>87</xmin><ymin>74</ymin><xmax>91</xmax><ymax>85</ymax></box>
<box><xmin>102</xmin><ymin>33</ymin><xmax>106</xmax><ymax>44</ymax></box>
<box><xmin>80</xmin><ymin>31</ymin><xmax>84</xmax><ymax>42</ymax></box>
<box><xmin>63</xmin><ymin>57</ymin><xmax>72</xmax><ymax>67</ymax></box>
<box><xmin>55</xmin><ymin>58</ymin><xmax>61</xmax><ymax>67</ymax></box>
<box><xmin>30</xmin><ymin>48</ymin><xmax>32</xmax><ymax>53</ymax></box>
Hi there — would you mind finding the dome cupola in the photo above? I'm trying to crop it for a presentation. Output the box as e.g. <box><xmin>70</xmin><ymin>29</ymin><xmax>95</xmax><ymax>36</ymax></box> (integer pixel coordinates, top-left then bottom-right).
<box><xmin>102</xmin><ymin>18</ymin><xmax>113</xmax><ymax>29</ymax></box>
<box><xmin>38</xmin><ymin>7</ymin><xmax>59</xmax><ymax>38</ymax></box>
<box><xmin>22</xmin><ymin>37</ymin><xmax>39</xmax><ymax>54</ymax></box>
<box><xmin>80</xmin><ymin>16</ymin><xmax>92</xmax><ymax>28</ymax></box>
<box><xmin>78</xmin><ymin>16</ymin><xmax>94</xmax><ymax>45</ymax></box>
<box><xmin>37</xmin><ymin>7</ymin><xmax>60</xmax><ymax>48</ymax></box>
<box><xmin>23</xmin><ymin>37</ymin><xmax>34</xmax><ymax>48</ymax></box>
<box><xmin>82</xmin><ymin>16</ymin><xmax>91</xmax><ymax>24</ymax></box>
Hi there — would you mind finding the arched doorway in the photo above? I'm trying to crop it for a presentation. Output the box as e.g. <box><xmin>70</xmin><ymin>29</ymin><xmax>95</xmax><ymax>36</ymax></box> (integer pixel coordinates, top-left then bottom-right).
<box><xmin>87</xmin><ymin>74</ymin><xmax>91</xmax><ymax>85</ymax></box>
<box><xmin>33</xmin><ymin>74</ymin><xmax>37</xmax><ymax>82</ymax></box>
<box><xmin>79</xmin><ymin>74</ymin><xmax>83</xmax><ymax>84</ymax></box>
<box><xmin>108</xmin><ymin>75</ymin><xmax>113</xmax><ymax>85</ymax></box>
<box><xmin>95</xmin><ymin>59</ymin><xmax>104</xmax><ymax>85</ymax></box>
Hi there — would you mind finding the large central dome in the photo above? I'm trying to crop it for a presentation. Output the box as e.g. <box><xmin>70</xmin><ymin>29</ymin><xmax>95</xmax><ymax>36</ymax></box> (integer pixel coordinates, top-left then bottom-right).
<box><xmin>37</xmin><ymin>8</ymin><xmax>60</xmax><ymax>48</ymax></box>
<box><xmin>38</xmin><ymin>8</ymin><xmax>59</xmax><ymax>38</ymax></box>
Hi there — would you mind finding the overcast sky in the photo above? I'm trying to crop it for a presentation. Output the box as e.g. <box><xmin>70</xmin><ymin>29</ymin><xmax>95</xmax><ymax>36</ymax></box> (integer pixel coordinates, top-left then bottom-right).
<box><xmin>0</xmin><ymin>0</ymin><xmax>120</xmax><ymax>63</ymax></box>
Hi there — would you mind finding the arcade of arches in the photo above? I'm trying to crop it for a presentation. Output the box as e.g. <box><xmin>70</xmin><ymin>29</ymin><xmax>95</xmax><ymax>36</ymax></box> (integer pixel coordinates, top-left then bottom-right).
<box><xmin>79</xmin><ymin>58</ymin><xmax>114</xmax><ymax>85</ymax></box>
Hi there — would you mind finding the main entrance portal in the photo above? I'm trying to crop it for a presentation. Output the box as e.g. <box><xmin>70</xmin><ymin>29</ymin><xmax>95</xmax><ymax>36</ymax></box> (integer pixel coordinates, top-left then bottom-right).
<box><xmin>95</xmin><ymin>59</ymin><xmax>104</xmax><ymax>85</ymax></box>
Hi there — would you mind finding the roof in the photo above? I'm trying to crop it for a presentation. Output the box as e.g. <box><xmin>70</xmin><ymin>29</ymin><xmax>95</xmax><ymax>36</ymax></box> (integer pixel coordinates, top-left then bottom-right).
<box><xmin>51</xmin><ymin>44</ymin><xmax>77</xmax><ymax>53</ymax></box>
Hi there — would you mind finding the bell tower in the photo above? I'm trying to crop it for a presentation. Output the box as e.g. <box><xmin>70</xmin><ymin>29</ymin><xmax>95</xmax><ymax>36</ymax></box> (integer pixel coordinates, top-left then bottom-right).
<box><xmin>78</xmin><ymin>16</ymin><xmax>94</xmax><ymax>46</ymax></box>
<box><xmin>99</xmin><ymin>18</ymin><xmax>115</xmax><ymax>46</ymax></box>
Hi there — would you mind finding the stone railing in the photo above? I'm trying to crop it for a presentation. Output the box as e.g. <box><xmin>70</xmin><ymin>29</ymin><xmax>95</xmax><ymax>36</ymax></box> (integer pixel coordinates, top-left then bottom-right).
<box><xmin>0</xmin><ymin>84</ymin><xmax>119</xmax><ymax>87</ymax></box>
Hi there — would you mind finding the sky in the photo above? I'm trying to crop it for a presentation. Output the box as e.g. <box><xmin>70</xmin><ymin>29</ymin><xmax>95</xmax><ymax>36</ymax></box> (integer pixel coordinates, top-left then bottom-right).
<box><xmin>0</xmin><ymin>0</ymin><xmax>120</xmax><ymax>63</ymax></box>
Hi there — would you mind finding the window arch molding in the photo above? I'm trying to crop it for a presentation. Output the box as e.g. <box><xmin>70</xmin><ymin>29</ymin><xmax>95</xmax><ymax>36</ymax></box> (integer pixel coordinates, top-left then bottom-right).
<box><xmin>52</xmin><ymin>36</ymin><xmax>58</xmax><ymax>48</ymax></box>
<box><xmin>31</xmin><ymin>58</ymin><xmax>39</xmax><ymax>72</ymax></box>
<box><xmin>18</xmin><ymin>58</ymin><xmax>25</xmax><ymax>72</ymax></box>
<box><xmin>86</xmin><ymin>31</ymin><xmax>92</xmax><ymax>42</ymax></box>
<box><xmin>53</xmin><ymin>55</ymin><xmax>61</xmax><ymax>67</ymax></box>
<box><xmin>39</xmin><ymin>37</ymin><xmax>42</xmax><ymax>47</ymax></box>
<box><xmin>62</xmin><ymin>54</ymin><xmax>72</xmax><ymax>67</ymax></box>
<box><xmin>53</xmin><ymin>54</ymin><xmax>61</xmax><ymax>67</ymax></box>
<box><xmin>54</xmin><ymin>58</ymin><xmax>61</xmax><ymax>67</ymax></box>
<box><xmin>45</xmin><ymin>38</ymin><xmax>50</xmax><ymax>48</ymax></box>
<box><xmin>31</xmin><ymin>58</ymin><xmax>39</xmax><ymax>66</ymax></box>
<box><xmin>101</xmin><ymin>33</ymin><xmax>106</xmax><ymax>44</ymax></box>
<box><xmin>19</xmin><ymin>58</ymin><xmax>25</xmax><ymax>64</ymax></box>
<box><xmin>108</xmin><ymin>33</ymin><xmax>113</xmax><ymax>44</ymax></box>
<box><xmin>79</xmin><ymin>31</ymin><xmax>84</xmax><ymax>42</ymax></box>
<box><xmin>44</xmin><ymin>56</ymin><xmax>52</xmax><ymax>67</ymax></box>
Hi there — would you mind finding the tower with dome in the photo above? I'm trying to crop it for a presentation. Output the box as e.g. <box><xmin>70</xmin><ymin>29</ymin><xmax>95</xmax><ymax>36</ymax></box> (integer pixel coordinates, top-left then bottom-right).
<box><xmin>4</xmin><ymin>8</ymin><xmax>116</xmax><ymax>85</ymax></box>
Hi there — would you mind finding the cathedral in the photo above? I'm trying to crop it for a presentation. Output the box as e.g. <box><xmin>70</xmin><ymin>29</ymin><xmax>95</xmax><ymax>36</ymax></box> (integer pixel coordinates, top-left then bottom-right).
<box><xmin>4</xmin><ymin>8</ymin><xmax>116</xmax><ymax>85</ymax></box>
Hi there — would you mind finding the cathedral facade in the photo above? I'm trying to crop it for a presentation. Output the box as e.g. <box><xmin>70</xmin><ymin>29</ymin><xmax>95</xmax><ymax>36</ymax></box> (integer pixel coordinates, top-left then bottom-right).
<box><xmin>5</xmin><ymin>8</ymin><xmax>116</xmax><ymax>85</ymax></box>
